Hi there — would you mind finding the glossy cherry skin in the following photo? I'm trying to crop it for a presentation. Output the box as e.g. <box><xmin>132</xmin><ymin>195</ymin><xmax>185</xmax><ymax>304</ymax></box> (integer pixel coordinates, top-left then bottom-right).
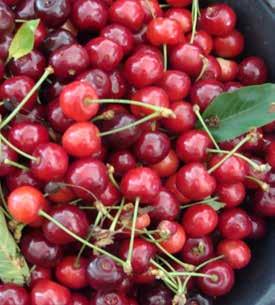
<box><xmin>30</xmin><ymin>266</ymin><xmax>52</xmax><ymax>288</ymax></box>
<box><xmin>59</xmin><ymin>80</ymin><xmax>99</xmax><ymax>121</ymax></box>
<box><xmin>170</xmin><ymin>43</ymin><xmax>203</xmax><ymax>78</ymax></box>
<box><xmin>0</xmin><ymin>1</ymin><xmax>14</xmax><ymax>35</ymax></box>
<box><xmin>214</xmin><ymin>30</ymin><xmax>245</xmax><ymax>58</ymax></box>
<box><xmin>217</xmin><ymin>239</ymin><xmax>251</xmax><ymax>269</ymax></box>
<box><xmin>71</xmin><ymin>294</ymin><xmax>89</xmax><ymax>305</ymax></box>
<box><xmin>216</xmin><ymin>183</ymin><xmax>245</xmax><ymax>208</ymax></box>
<box><xmin>109</xmin><ymin>150</ymin><xmax>136</xmax><ymax>176</ymax></box>
<box><xmin>85</xmin><ymin>37</ymin><xmax>123</xmax><ymax>72</ymax></box>
<box><xmin>33</xmin><ymin>20</ymin><xmax>47</xmax><ymax>48</ymax></box>
<box><xmin>139</xmin><ymin>0</ymin><xmax>162</xmax><ymax>22</ymax></box>
<box><xmin>42</xmin><ymin>29</ymin><xmax>76</xmax><ymax>55</ymax></box>
<box><xmin>217</xmin><ymin>58</ymin><xmax>239</xmax><ymax>82</ymax></box>
<box><xmin>140</xmin><ymin>284</ymin><xmax>173</xmax><ymax>305</ymax></box>
<box><xmin>86</xmin><ymin>255</ymin><xmax>125</xmax><ymax>290</ymax></box>
<box><xmin>8</xmin><ymin>122</ymin><xmax>49</xmax><ymax>154</ymax></box>
<box><xmin>34</xmin><ymin>0</ymin><xmax>71</xmax><ymax>28</ymax></box>
<box><xmin>109</xmin><ymin>0</ymin><xmax>144</xmax><ymax>32</ymax></box>
<box><xmin>248</xmin><ymin>214</ymin><xmax>267</xmax><ymax>239</ymax></box>
<box><xmin>119</xmin><ymin>238</ymin><xmax>156</xmax><ymax>274</ymax></box>
<box><xmin>31</xmin><ymin>280</ymin><xmax>72</xmax><ymax>305</ymax></box>
<box><xmin>8</xmin><ymin>186</ymin><xmax>47</xmax><ymax>225</ymax></box>
<box><xmin>42</xmin><ymin>204</ymin><xmax>89</xmax><ymax>245</ymax></box>
<box><xmin>218</xmin><ymin>208</ymin><xmax>252</xmax><ymax>239</ymax></box>
<box><xmin>151</xmin><ymin>149</ymin><xmax>179</xmax><ymax>178</ymax></box>
<box><xmin>50</xmin><ymin>44</ymin><xmax>90</xmax><ymax>80</ymax></box>
<box><xmin>187</xmin><ymin>30</ymin><xmax>213</xmax><ymax>55</ymax></box>
<box><xmin>120</xmin><ymin>167</ymin><xmax>161</xmax><ymax>203</ymax></box>
<box><xmin>199</xmin><ymin>3</ymin><xmax>236</xmax><ymax>37</ymax></box>
<box><xmin>253</xmin><ymin>186</ymin><xmax>275</xmax><ymax>217</ymax></box>
<box><xmin>165</xmin><ymin>7</ymin><xmax>192</xmax><ymax>33</ymax></box>
<box><xmin>181</xmin><ymin>236</ymin><xmax>214</xmax><ymax>265</ymax></box>
<box><xmin>0</xmin><ymin>143</ymin><xmax>18</xmax><ymax>176</ymax></box>
<box><xmin>182</xmin><ymin>205</ymin><xmax>218</xmax><ymax>237</ymax></box>
<box><xmin>190</xmin><ymin>79</ymin><xmax>224</xmax><ymax>111</ymax></box>
<box><xmin>176</xmin><ymin>130</ymin><xmax>213</xmax><ymax>163</ymax></box>
<box><xmin>44</xmin><ymin>182</ymin><xmax>75</xmax><ymax>204</ymax></box>
<box><xmin>197</xmin><ymin>261</ymin><xmax>235</xmax><ymax>297</ymax></box>
<box><xmin>124</xmin><ymin>49</ymin><xmax>163</xmax><ymax>88</ymax></box>
<box><xmin>6</xmin><ymin>169</ymin><xmax>43</xmax><ymax>192</ymax></box>
<box><xmin>91</xmin><ymin>291</ymin><xmax>129</xmax><ymax>305</ymax></box>
<box><xmin>158</xmin><ymin>70</ymin><xmax>191</xmax><ymax>101</ymax></box>
<box><xmin>209</xmin><ymin>155</ymin><xmax>248</xmax><ymax>184</ymax></box>
<box><xmin>238</xmin><ymin>56</ymin><xmax>268</xmax><ymax>85</ymax></box>
<box><xmin>31</xmin><ymin>143</ymin><xmax>68</xmax><ymax>182</ymax></box>
<box><xmin>56</xmin><ymin>256</ymin><xmax>88</xmax><ymax>289</ymax></box>
<box><xmin>109</xmin><ymin>69</ymin><xmax>127</xmax><ymax>99</ymax></box>
<box><xmin>162</xmin><ymin>101</ymin><xmax>196</xmax><ymax>134</ymax></box>
<box><xmin>176</xmin><ymin>163</ymin><xmax>216</xmax><ymax>201</ymax></box>
<box><xmin>66</xmin><ymin>158</ymin><xmax>108</xmax><ymax>199</ymax></box>
<box><xmin>71</xmin><ymin>0</ymin><xmax>107</xmax><ymax>31</ymax></box>
<box><xmin>16</xmin><ymin>0</ymin><xmax>36</xmax><ymax>20</ymax></box>
<box><xmin>21</xmin><ymin>230</ymin><xmax>62</xmax><ymax>267</ymax></box>
<box><xmin>0</xmin><ymin>284</ymin><xmax>30</xmax><ymax>305</ymax></box>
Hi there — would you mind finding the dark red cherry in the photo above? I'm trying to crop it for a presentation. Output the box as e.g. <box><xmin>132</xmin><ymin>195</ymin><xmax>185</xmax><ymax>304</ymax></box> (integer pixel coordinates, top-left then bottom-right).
<box><xmin>248</xmin><ymin>214</ymin><xmax>267</xmax><ymax>239</ymax></box>
<box><xmin>42</xmin><ymin>204</ymin><xmax>89</xmax><ymax>245</ymax></box>
<box><xmin>31</xmin><ymin>280</ymin><xmax>71</xmax><ymax>305</ymax></box>
<box><xmin>0</xmin><ymin>32</ymin><xmax>11</xmax><ymax>61</ymax></box>
<box><xmin>21</xmin><ymin>230</ymin><xmax>62</xmax><ymax>267</ymax></box>
<box><xmin>34</xmin><ymin>21</ymin><xmax>47</xmax><ymax>48</ymax></box>
<box><xmin>98</xmin><ymin>182</ymin><xmax>121</xmax><ymax>206</ymax></box>
<box><xmin>66</xmin><ymin>158</ymin><xmax>108</xmax><ymax>199</ymax></box>
<box><xmin>109</xmin><ymin>69</ymin><xmax>127</xmax><ymax>99</ymax></box>
<box><xmin>216</xmin><ymin>183</ymin><xmax>245</xmax><ymax>208</ymax></box>
<box><xmin>199</xmin><ymin>55</ymin><xmax>222</xmax><ymax>81</ymax></box>
<box><xmin>0</xmin><ymin>143</ymin><xmax>18</xmax><ymax>176</ymax></box>
<box><xmin>217</xmin><ymin>58</ymin><xmax>239</xmax><ymax>82</ymax></box>
<box><xmin>165</xmin><ymin>7</ymin><xmax>192</xmax><ymax>33</ymax></box>
<box><xmin>197</xmin><ymin>261</ymin><xmax>235</xmax><ymax>297</ymax></box>
<box><xmin>0</xmin><ymin>284</ymin><xmax>30</xmax><ymax>305</ymax></box>
<box><xmin>34</xmin><ymin>0</ymin><xmax>71</xmax><ymax>28</ymax></box>
<box><xmin>109</xmin><ymin>150</ymin><xmax>136</xmax><ymax>176</ymax></box>
<box><xmin>16</xmin><ymin>0</ymin><xmax>36</xmax><ymax>19</ymax></box>
<box><xmin>165</xmin><ymin>174</ymin><xmax>190</xmax><ymax>204</ymax></box>
<box><xmin>30</xmin><ymin>266</ymin><xmax>52</xmax><ymax>288</ymax></box>
<box><xmin>151</xmin><ymin>149</ymin><xmax>179</xmax><ymax>178</ymax></box>
<box><xmin>71</xmin><ymin>0</ymin><xmax>107</xmax><ymax>31</ymax></box>
<box><xmin>186</xmin><ymin>293</ymin><xmax>213</xmax><ymax>305</ymax></box>
<box><xmin>187</xmin><ymin>30</ymin><xmax>213</xmax><ymax>55</ymax></box>
<box><xmin>120</xmin><ymin>167</ymin><xmax>161</xmax><ymax>203</ymax></box>
<box><xmin>140</xmin><ymin>284</ymin><xmax>173</xmax><ymax>305</ymax></box>
<box><xmin>0</xmin><ymin>1</ymin><xmax>14</xmax><ymax>35</ymax></box>
<box><xmin>72</xmin><ymin>294</ymin><xmax>89</xmax><ymax>305</ymax></box>
<box><xmin>253</xmin><ymin>186</ymin><xmax>275</xmax><ymax>217</ymax></box>
<box><xmin>91</xmin><ymin>291</ymin><xmax>129</xmax><ymax>305</ymax></box>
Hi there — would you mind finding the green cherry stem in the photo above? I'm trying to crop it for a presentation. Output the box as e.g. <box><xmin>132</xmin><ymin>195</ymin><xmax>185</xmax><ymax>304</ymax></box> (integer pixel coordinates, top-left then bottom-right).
<box><xmin>163</xmin><ymin>44</ymin><xmax>168</xmax><ymax>71</ymax></box>
<box><xmin>168</xmin><ymin>271</ymin><xmax>217</xmax><ymax>280</ymax></box>
<box><xmin>150</xmin><ymin>259</ymin><xmax>178</xmax><ymax>289</ymax></box>
<box><xmin>0</xmin><ymin>66</ymin><xmax>54</xmax><ymax>129</ymax></box>
<box><xmin>109</xmin><ymin>197</ymin><xmax>125</xmax><ymax>232</ymax></box>
<box><xmin>107</xmin><ymin>164</ymin><xmax>120</xmax><ymax>189</ymax></box>
<box><xmin>190</xmin><ymin>0</ymin><xmax>200</xmax><ymax>44</ymax></box>
<box><xmin>4</xmin><ymin>159</ymin><xmax>29</xmax><ymax>171</ymax></box>
<box><xmin>180</xmin><ymin>197</ymin><xmax>219</xmax><ymax>209</ymax></box>
<box><xmin>92</xmin><ymin>110</ymin><xmax>115</xmax><ymax>122</ymax></box>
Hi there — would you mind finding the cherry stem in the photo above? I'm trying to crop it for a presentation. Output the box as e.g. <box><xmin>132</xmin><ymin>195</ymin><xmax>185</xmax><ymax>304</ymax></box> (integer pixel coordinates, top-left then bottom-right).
<box><xmin>169</xmin><ymin>271</ymin><xmax>217</xmax><ymax>280</ymax></box>
<box><xmin>4</xmin><ymin>159</ymin><xmax>28</xmax><ymax>171</ymax></box>
<box><xmin>150</xmin><ymin>259</ymin><xmax>178</xmax><ymax>289</ymax></box>
<box><xmin>246</xmin><ymin>176</ymin><xmax>270</xmax><ymax>192</ymax></box>
<box><xmin>58</xmin><ymin>182</ymin><xmax>98</xmax><ymax>201</ymax></box>
<box><xmin>99</xmin><ymin>112</ymin><xmax>159</xmax><ymax>137</ymax></box>
<box><xmin>193</xmin><ymin>105</ymin><xmax>220</xmax><ymax>150</ymax></box>
<box><xmin>92</xmin><ymin>110</ymin><xmax>115</xmax><ymax>122</ymax></box>
<box><xmin>85</xmin><ymin>99</ymin><xmax>175</xmax><ymax>118</ymax></box>
<box><xmin>159</xmin><ymin>4</ymin><xmax>170</xmax><ymax>8</ymax></box>
<box><xmin>196</xmin><ymin>56</ymin><xmax>209</xmax><ymax>82</ymax></box>
<box><xmin>163</xmin><ymin>44</ymin><xmax>168</xmax><ymax>71</ymax></box>
<box><xmin>0</xmin><ymin>134</ymin><xmax>37</xmax><ymax>161</ymax></box>
<box><xmin>39</xmin><ymin>209</ymin><xmax>125</xmax><ymax>266</ymax></box>
<box><xmin>190</xmin><ymin>0</ymin><xmax>200</xmax><ymax>44</ymax></box>
<box><xmin>124</xmin><ymin>197</ymin><xmax>140</xmax><ymax>274</ymax></box>
<box><xmin>145</xmin><ymin>0</ymin><xmax>156</xmax><ymax>18</ymax></box>
<box><xmin>208</xmin><ymin>134</ymin><xmax>252</xmax><ymax>174</ymax></box>
<box><xmin>109</xmin><ymin>197</ymin><xmax>125</xmax><ymax>232</ymax></box>
<box><xmin>107</xmin><ymin>164</ymin><xmax>120</xmax><ymax>189</ymax></box>
<box><xmin>0</xmin><ymin>66</ymin><xmax>54</xmax><ymax>130</ymax></box>
<box><xmin>180</xmin><ymin>196</ymin><xmax>219</xmax><ymax>209</ymax></box>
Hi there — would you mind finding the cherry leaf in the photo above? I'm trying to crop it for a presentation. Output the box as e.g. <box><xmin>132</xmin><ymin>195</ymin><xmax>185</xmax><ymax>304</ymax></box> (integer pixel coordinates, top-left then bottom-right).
<box><xmin>206</xmin><ymin>200</ymin><xmax>226</xmax><ymax>211</ymax></box>
<box><xmin>8</xmin><ymin>19</ymin><xmax>40</xmax><ymax>61</ymax></box>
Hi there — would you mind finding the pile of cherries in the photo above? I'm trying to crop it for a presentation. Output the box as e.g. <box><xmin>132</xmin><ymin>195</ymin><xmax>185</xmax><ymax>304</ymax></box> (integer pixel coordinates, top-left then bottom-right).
<box><xmin>0</xmin><ymin>0</ymin><xmax>274</xmax><ymax>305</ymax></box>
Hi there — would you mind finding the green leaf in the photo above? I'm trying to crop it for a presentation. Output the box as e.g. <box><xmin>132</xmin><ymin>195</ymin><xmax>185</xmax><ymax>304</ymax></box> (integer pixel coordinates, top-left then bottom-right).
<box><xmin>8</xmin><ymin>19</ymin><xmax>40</xmax><ymax>61</ymax></box>
<box><xmin>197</xmin><ymin>84</ymin><xmax>275</xmax><ymax>142</ymax></box>
<box><xmin>0</xmin><ymin>210</ymin><xmax>30</xmax><ymax>285</ymax></box>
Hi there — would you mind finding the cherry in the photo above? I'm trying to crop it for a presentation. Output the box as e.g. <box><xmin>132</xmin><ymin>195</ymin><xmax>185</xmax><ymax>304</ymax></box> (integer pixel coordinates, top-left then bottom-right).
<box><xmin>181</xmin><ymin>236</ymin><xmax>214</xmax><ymax>265</ymax></box>
<box><xmin>176</xmin><ymin>163</ymin><xmax>216</xmax><ymax>201</ymax></box>
<box><xmin>16</xmin><ymin>0</ymin><xmax>36</xmax><ymax>20</ymax></box>
<box><xmin>217</xmin><ymin>58</ymin><xmax>239</xmax><ymax>82</ymax></box>
<box><xmin>56</xmin><ymin>256</ymin><xmax>88</xmax><ymax>289</ymax></box>
<box><xmin>34</xmin><ymin>0</ymin><xmax>71</xmax><ymax>28</ymax></box>
<box><xmin>91</xmin><ymin>291</ymin><xmax>129</xmax><ymax>305</ymax></box>
<box><xmin>198</xmin><ymin>55</ymin><xmax>222</xmax><ymax>81</ymax></box>
<box><xmin>190</xmin><ymin>79</ymin><xmax>224</xmax><ymax>111</ymax></box>
<box><xmin>139</xmin><ymin>0</ymin><xmax>163</xmax><ymax>23</ymax></box>
<box><xmin>124</xmin><ymin>49</ymin><xmax>163</xmax><ymax>88</ymax></box>
<box><xmin>120</xmin><ymin>167</ymin><xmax>161</xmax><ymax>203</ymax></box>
<box><xmin>59</xmin><ymin>80</ymin><xmax>99</xmax><ymax>121</ymax></box>
<box><xmin>158</xmin><ymin>220</ymin><xmax>186</xmax><ymax>254</ymax></box>
<box><xmin>176</xmin><ymin>130</ymin><xmax>213</xmax><ymax>163</ymax></box>
<box><xmin>119</xmin><ymin>238</ymin><xmax>156</xmax><ymax>274</ymax></box>
<box><xmin>66</xmin><ymin>158</ymin><xmax>108</xmax><ymax>199</ymax></box>
<box><xmin>21</xmin><ymin>230</ymin><xmax>62</xmax><ymax>267</ymax></box>
<box><xmin>71</xmin><ymin>294</ymin><xmax>89</xmax><ymax>305</ymax></box>
<box><xmin>151</xmin><ymin>149</ymin><xmax>179</xmax><ymax>178</ymax></box>
<box><xmin>50</xmin><ymin>44</ymin><xmax>90</xmax><ymax>80</ymax></box>
<box><xmin>8</xmin><ymin>186</ymin><xmax>47</xmax><ymax>224</ymax></box>
<box><xmin>44</xmin><ymin>181</ymin><xmax>75</xmax><ymax>204</ymax></box>
<box><xmin>238</xmin><ymin>56</ymin><xmax>268</xmax><ymax>85</ymax></box>
<box><xmin>42</xmin><ymin>204</ymin><xmax>89</xmax><ymax>245</ymax></box>
<box><xmin>214</xmin><ymin>30</ymin><xmax>245</xmax><ymax>58</ymax></box>
<box><xmin>217</xmin><ymin>239</ymin><xmax>251</xmax><ymax>269</ymax></box>
<box><xmin>8</xmin><ymin>122</ymin><xmax>49</xmax><ymax>154</ymax></box>
<box><xmin>0</xmin><ymin>1</ymin><xmax>14</xmax><ymax>35</ymax></box>
<box><xmin>30</xmin><ymin>266</ymin><xmax>52</xmax><ymax>287</ymax></box>
<box><xmin>42</xmin><ymin>79</ymin><xmax>64</xmax><ymax>102</ymax></box>
<box><xmin>162</xmin><ymin>101</ymin><xmax>196</xmax><ymax>134</ymax></box>
<box><xmin>85</xmin><ymin>37</ymin><xmax>123</xmax><ymax>72</ymax></box>
<box><xmin>71</xmin><ymin>0</ymin><xmax>107</xmax><ymax>31</ymax></box>
<box><xmin>101</xmin><ymin>24</ymin><xmax>134</xmax><ymax>55</ymax></box>
<box><xmin>209</xmin><ymin>155</ymin><xmax>249</xmax><ymax>184</ymax></box>
<box><xmin>0</xmin><ymin>284</ymin><xmax>30</xmax><ymax>305</ymax></box>
<box><xmin>218</xmin><ymin>208</ymin><xmax>252</xmax><ymax>239</ymax></box>
<box><xmin>182</xmin><ymin>204</ymin><xmax>218</xmax><ymax>237</ymax></box>
<box><xmin>34</xmin><ymin>21</ymin><xmax>47</xmax><ymax>48</ymax></box>
<box><xmin>266</xmin><ymin>141</ymin><xmax>275</xmax><ymax>169</ymax></box>
<box><xmin>140</xmin><ymin>284</ymin><xmax>173</xmax><ymax>305</ymax></box>
<box><xmin>197</xmin><ymin>261</ymin><xmax>235</xmax><ymax>297</ymax></box>
<box><xmin>186</xmin><ymin>293</ymin><xmax>213</xmax><ymax>305</ymax></box>
<box><xmin>248</xmin><ymin>214</ymin><xmax>267</xmax><ymax>239</ymax></box>
<box><xmin>109</xmin><ymin>69</ymin><xmax>127</xmax><ymax>99</ymax></box>
<box><xmin>165</xmin><ymin>8</ymin><xmax>192</xmax><ymax>33</ymax></box>
<box><xmin>170</xmin><ymin>43</ymin><xmax>203</xmax><ymax>78</ymax></box>
<box><xmin>187</xmin><ymin>30</ymin><xmax>214</xmax><ymax>55</ymax></box>
<box><xmin>86</xmin><ymin>255</ymin><xmax>125</xmax><ymax>290</ymax></box>
<box><xmin>0</xmin><ymin>143</ymin><xmax>18</xmax><ymax>176</ymax></box>
<box><xmin>109</xmin><ymin>0</ymin><xmax>145</xmax><ymax>32</ymax></box>
<box><xmin>0</xmin><ymin>76</ymin><xmax>37</xmax><ymax>112</ymax></box>
<box><xmin>253</xmin><ymin>186</ymin><xmax>275</xmax><ymax>217</ymax></box>
<box><xmin>158</xmin><ymin>70</ymin><xmax>191</xmax><ymax>101</ymax></box>
<box><xmin>109</xmin><ymin>150</ymin><xmax>137</xmax><ymax>176</ymax></box>
<box><xmin>199</xmin><ymin>3</ymin><xmax>236</xmax><ymax>37</ymax></box>
<box><xmin>216</xmin><ymin>183</ymin><xmax>246</xmax><ymax>208</ymax></box>
<box><xmin>31</xmin><ymin>280</ymin><xmax>71</xmax><ymax>305</ymax></box>
<box><xmin>42</xmin><ymin>29</ymin><xmax>76</xmax><ymax>55</ymax></box>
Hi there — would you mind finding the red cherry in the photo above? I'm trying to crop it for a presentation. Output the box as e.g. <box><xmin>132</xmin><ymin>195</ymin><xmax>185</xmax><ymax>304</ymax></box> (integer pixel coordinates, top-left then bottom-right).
<box><xmin>151</xmin><ymin>149</ymin><xmax>179</xmax><ymax>178</ymax></box>
<box><xmin>0</xmin><ymin>284</ymin><xmax>30</xmax><ymax>305</ymax></box>
<box><xmin>165</xmin><ymin>175</ymin><xmax>190</xmax><ymax>204</ymax></box>
<box><xmin>139</xmin><ymin>0</ymin><xmax>163</xmax><ymax>23</ymax></box>
<box><xmin>34</xmin><ymin>21</ymin><xmax>47</xmax><ymax>48</ymax></box>
<box><xmin>253</xmin><ymin>186</ymin><xmax>275</xmax><ymax>217</ymax></box>
<box><xmin>30</xmin><ymin>266</ymin><xmax>52</xmax><ymax>288</ymax></box>
<box><xmin>248</xmin><ymin>215</ymin><xmax>267</xmax><ymax>239</ymax></box>
<box><xmin>216</xmin><ymin>183</ymin><xmax>245</xmax><ymax>208</ymax></box>
<box><xmin>165</xmin><ymin>8</ymin><xmax>192</xmax><ymax>33</ymax></box>
<box><xmin>98</xmin><ymin>182</ymin><xmax>121</xmax><ymax>206</ymax></box>
<box><xmin>198</xmin><ymin>55</ymin><xmax>222</xmax><ymax>81</ymax></box>
<box><xmin>109</xmin><ymin>150</ymin><xmax>137</xmax><ymax>176</ymax></box>
<box><xmin>217</xmin><ymin>58</ymin><xmax>239</xmax><ymax>82</ymax></box>
<box><xmin>109</xmin><ymin>69</ymin><xmax>127</xmax><ymax>99</ymax></box>
<box><xmin>187</xmin><ymin>30</ymin><xmax>213</xmax><ymax>55</ymax></box>
<box><xmin>91</xmin><ymin>291</ymin><xmax>129</xmax><ymax>305</ymax></box>
<box><xmin>8</xmin><ymin>186</ymin><xmax>47</xmax><ymax>224</ymax></box>
<box><xmin>45</xmin><ymin>182</ymin><xmax>75</xmax><ymax>204</ymax></box>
